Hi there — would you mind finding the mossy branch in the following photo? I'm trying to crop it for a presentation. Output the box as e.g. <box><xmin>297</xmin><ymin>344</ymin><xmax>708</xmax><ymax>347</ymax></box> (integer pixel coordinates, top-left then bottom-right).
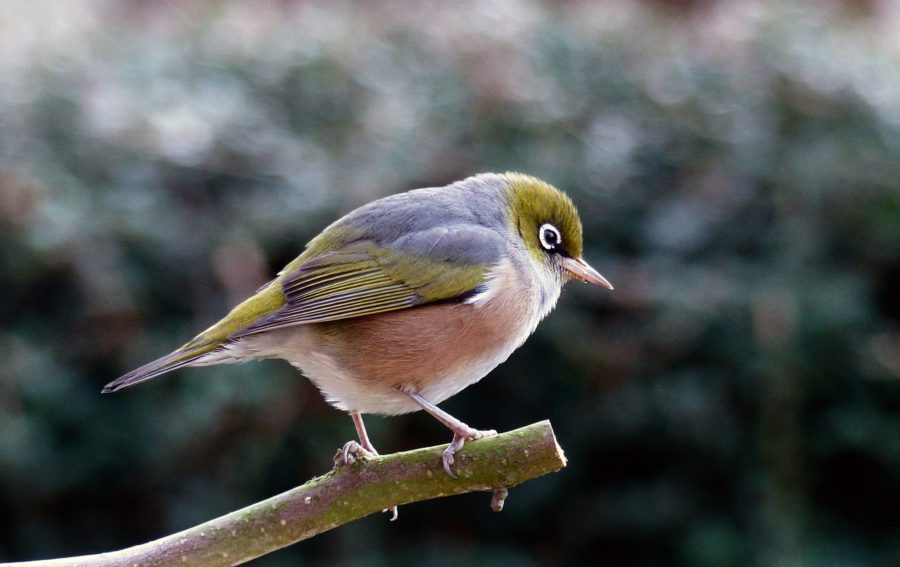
<box><xmin>13</xmin><ymin>420</ymin><xmax>566</xmax><ymax>567</ymax></box>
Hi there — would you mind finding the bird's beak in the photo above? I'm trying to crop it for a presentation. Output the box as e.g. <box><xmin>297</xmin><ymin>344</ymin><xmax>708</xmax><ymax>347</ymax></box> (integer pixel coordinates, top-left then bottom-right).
<box><xmin>561</xmin><ymin>257</ymin><xmax>614</xmax><ymax>290</ymax></box>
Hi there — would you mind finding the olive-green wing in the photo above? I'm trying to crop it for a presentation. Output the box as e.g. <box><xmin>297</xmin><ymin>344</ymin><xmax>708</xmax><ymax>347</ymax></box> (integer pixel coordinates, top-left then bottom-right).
<box><xmin>230</xmin><ymin>232</ymin><xmax>496</xmax><ymax>338</ymax></box>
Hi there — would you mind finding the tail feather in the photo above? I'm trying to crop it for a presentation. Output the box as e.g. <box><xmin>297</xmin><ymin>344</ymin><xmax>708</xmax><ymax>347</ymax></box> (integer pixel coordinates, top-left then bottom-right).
<box><xmin>102</xmin><ymin>341</ymin><xmax>218</xmax><ymax>393</ymax></box>
<box><xmin>104</xmin><ymin>280</ymin><xmax>286</xmax><ymax>393</ymax></box>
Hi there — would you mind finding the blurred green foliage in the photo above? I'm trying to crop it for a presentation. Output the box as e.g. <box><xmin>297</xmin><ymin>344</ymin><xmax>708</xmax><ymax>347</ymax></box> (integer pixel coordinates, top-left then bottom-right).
<box><xmin>2</xmin><ymin>1</ymin><xmax>900</xmax><ymax>565</ymax></box>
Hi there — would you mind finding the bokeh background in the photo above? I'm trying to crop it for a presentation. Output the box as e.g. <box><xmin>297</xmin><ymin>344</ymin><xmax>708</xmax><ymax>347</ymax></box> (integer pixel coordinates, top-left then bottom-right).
<box><xmin>2</xmin><ymin>0</ymin><xmax>900</xmax><ymax>565</ymax></box>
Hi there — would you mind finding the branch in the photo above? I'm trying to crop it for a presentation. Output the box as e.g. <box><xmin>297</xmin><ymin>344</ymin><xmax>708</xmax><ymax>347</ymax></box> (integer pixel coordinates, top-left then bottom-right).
<box><xmin>14</xmin><ymin>420</ymin><xmax>566</xmax><ymax>567</ymax></box>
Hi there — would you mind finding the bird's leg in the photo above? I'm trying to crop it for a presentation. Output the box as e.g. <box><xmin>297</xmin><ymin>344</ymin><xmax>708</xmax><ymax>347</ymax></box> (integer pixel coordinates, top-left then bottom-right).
<box><xmin>399</xmin><ymin>387</ymin><xmax>497</xmax><ymax>478</ymax></box>
<box><xmin>337</xmin><ymin>410</ymin><xmax>398</xmax><ymax>521</ymax></box>
<box><xmin>338</xmin><ymin>410</ymin><xmax>379</xmax><ymax>465</ymax></box>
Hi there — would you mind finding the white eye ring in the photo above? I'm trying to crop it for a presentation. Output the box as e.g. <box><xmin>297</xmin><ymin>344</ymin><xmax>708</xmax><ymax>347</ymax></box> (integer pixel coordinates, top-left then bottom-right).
<box><xmin>539</xmin><ymin>223</ymin><xmax>562</xmax><ymax>251</ymax></box>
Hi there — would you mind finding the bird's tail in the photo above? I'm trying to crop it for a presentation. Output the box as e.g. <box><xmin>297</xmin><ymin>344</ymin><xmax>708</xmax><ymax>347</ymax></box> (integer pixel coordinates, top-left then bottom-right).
<box><xmin>101</xmin><ymin>340</ymin><xmax>219</xmax><ymax>393</ymax></box>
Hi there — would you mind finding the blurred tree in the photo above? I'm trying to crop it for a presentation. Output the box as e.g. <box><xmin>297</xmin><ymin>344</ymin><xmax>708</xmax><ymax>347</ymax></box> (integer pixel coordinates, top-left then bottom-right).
<box><xmin>1</xmin><ymin>1</ymin><xmax>899</xmax><ymax>565</ymax></box>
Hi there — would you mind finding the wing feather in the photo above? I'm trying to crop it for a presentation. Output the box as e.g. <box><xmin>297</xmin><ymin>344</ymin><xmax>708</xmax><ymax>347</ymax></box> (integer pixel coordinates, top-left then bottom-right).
<box><xmin>231</xmin><ymin>227</ymin><xmax>505</xmax><ymax>338</ymax></box>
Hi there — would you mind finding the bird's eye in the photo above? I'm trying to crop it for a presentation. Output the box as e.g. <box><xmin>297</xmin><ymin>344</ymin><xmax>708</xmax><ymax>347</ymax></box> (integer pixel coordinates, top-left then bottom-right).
<box><xmin>539</xmin><ymin>223</ymin><xmax>562</xmax><ymax>251</ymax></box>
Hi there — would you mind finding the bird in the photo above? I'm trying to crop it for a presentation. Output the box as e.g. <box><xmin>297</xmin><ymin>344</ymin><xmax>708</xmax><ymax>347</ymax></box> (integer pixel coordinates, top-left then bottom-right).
<box><xmin>103</xmin><ymin>172</ymin><xmax>613</xmax><ymax>479</ymax></box>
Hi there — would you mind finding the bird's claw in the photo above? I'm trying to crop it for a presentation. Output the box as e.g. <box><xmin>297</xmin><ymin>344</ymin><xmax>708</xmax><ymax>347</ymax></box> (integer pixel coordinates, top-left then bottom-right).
<box><xmin>442</xmin><ymin>427</ymin><xmax>497</xmax><ymax>478</ymax></box>
<box><xmin>335</xmin><ymin>440</ymin><xmax>377</xmax><ymax>467</ymax></box>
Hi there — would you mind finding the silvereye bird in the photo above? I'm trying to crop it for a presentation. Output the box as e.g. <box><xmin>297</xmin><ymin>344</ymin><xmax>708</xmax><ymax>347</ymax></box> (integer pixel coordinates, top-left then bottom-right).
<box><xmin>103</xmin><ymin>172</ymin><xmax>613</xmax><ymax>477</ymax></box>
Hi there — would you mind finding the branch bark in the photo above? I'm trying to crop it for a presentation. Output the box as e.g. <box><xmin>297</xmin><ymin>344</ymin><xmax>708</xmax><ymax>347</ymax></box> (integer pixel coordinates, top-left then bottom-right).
<box><xmin>12</xmin><ymin>420</ymin><xmax>566</xmax><ymax>567</ymax></box>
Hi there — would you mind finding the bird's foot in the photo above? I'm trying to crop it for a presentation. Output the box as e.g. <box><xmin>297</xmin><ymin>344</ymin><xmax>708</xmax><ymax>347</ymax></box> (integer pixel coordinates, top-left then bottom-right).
<box><xmin>386</xmin><ymin>505</ymin><xmax>399</xmax><ymax>521</ymax></box>
<box><xmin>442</xmin><ymin>425</ymin><xmax>497</xmax><ymax>479</ymax></box>
<box><xmin>334</xmin><ymin>440</ymin><xmax>378</xmax><ymax>467</ymax></box>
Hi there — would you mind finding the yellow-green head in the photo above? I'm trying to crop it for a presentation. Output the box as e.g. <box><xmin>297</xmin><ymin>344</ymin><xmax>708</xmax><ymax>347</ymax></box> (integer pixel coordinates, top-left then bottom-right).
<box><xmin>502</xmin><ymin>172</ymin><xmax>611</xmax><ymax>287</ymax></box>
<box><xmin>504</xmin><ymin>172</ymin><xmax>583</xmax><ymax>261</ymax></box>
